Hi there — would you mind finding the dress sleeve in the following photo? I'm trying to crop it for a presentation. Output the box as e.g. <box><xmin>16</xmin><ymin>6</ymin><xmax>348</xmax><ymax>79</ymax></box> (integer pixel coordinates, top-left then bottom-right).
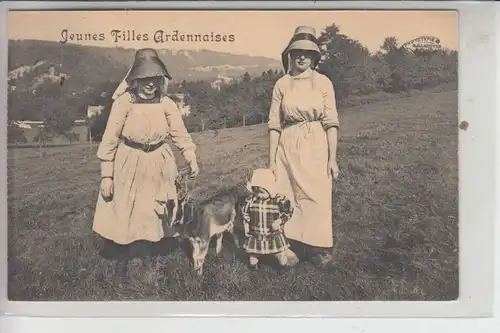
<box><xmin>96</xmin><ymin>94</ymin><xmax>130</xmax><ymax>178</ymax></box>
<box><xmin>320</xmin><ymin>76</ymin><xmax>340</xmax><ymax>131</ymax></box>
<box><xmin>276</xmin><ymin>194</ymin><xmax>294</xmax><ymax>224</ymax></box>
<box><xmin>267</xmin><ymin>79</ymin><xmax>284</xmax><ymax>133</ymax></box>
<box><xmin>164</xmin><ymin>98</ymin><xmax>197</xmax><ymax>164</ymax></box>
<box><xmin>241</xmin><ymin>196</ymin><xmax>254</xmax><ymax>223</ymax></box>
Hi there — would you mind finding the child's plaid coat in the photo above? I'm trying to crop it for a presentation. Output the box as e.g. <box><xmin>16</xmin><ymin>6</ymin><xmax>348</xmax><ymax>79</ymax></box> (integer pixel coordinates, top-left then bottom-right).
<box><xmin>241</xmin><ymin>193</ymin><xmax>294</xmax><ymax>255</ymax></box>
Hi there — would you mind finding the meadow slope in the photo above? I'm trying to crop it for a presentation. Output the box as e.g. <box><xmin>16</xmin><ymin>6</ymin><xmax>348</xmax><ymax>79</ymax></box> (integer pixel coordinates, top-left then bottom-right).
<box><xmin>7</xmin><ymin>90</ymin><xmax>459</xmax><ymax>301</ymax></box>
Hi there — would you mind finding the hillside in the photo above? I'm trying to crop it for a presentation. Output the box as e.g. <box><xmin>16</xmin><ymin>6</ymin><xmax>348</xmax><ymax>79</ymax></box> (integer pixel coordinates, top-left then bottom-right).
<box><xmin>7</xmin><ymin>39</ymin><xmax>282</xmax><ymax>93</ymax></box>
<box><xmin>7</xmin><ymin>30</ymin><xmax>458</xmax><ymax>141</ymax></box>
<box><xmin>7</xmin><ymin>90</ymin><xmax>458</xmax><ymax>301</ymax></box>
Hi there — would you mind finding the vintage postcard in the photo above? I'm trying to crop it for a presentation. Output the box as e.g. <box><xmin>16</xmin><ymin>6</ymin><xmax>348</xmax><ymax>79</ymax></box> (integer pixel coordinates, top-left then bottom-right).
<box><xmin>6</xmin><ymin>9</ymin><xmax>459</xmax><ymax>303</ymax></box>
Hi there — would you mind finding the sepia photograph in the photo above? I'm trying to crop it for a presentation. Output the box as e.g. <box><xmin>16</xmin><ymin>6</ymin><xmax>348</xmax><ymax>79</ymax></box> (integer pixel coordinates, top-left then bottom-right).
<box><xmin>6</xmin><ymin>9</ymin><xmax>459</xmax><ymax>302</ymax></box>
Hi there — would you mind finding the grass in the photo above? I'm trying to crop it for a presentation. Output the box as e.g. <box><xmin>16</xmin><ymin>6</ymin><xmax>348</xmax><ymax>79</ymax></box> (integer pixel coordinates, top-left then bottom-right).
<box><xmin>7</xmin><ymin>90</ymin><xmax>458</xmax><ymax>301</ymax></box>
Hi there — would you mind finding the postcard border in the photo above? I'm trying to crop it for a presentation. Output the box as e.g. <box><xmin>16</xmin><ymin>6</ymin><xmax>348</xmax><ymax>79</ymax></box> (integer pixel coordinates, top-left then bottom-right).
<box><xmin>0</xmin><ymin>0</ymin><xmax>497</xmax><ymax>326</ymax></box>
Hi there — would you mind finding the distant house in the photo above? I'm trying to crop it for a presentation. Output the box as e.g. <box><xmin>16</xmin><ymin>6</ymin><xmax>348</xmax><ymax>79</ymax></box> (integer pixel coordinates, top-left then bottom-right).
<box><xmin>12</xmin><ymin>120</ymin><xmax>34</xmax><ymax>129</ymax></box>
<box><xmin>8</xmin><ymin>60</ymin><xmax>47</xmax><ymax>81</ymax></box>
<box><xmin>31</xmin><ymin>66</ymin><xmax>69</xmax><ymax>89</ymax></box>
<box><xmin>12</xmin><ymin>120</ymin><xmax>45</xmax><ymax>129</ymax></box>
<box><xmin>10</xmin><ymin>119</ymin><xmax>90</xmax><ymax>144</ymax></box>
<box><xmin>87</xmin><ymin>105</ymin><xmax>105</xmax><ymax>118</ymax></box>
<box><xmin>210</xmin><ymin>74</ymin><xmax>234</xmax><ymax>91</ymax></box>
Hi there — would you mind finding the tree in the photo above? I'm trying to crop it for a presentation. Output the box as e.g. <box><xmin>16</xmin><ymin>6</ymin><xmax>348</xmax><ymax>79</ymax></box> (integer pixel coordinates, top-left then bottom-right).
<box><xmin>29</xmin><ymin>81</ymin><xmax>79</xmax><ymax>145</ymax></box>
<box><xmin>317</xmin><ymin>23</ymin><xmax>373</xmax><ymax>100</ymax></box>
<box><xmin>7</xmin><ymin>122</ymin><xmax>27</xmax><ymax>144</ymax></box>
<box><xmin>8</xmin><ymin>89</ymin><xmax>32</xmax><ymax>121</ymax></box>
<box><xmin>380</xmin><ymin>36</ymin><xmax>399</xmax><ymax>54</ymax></box>
<box><xmin>377</xmin><ymin>37</ymin><xmax>407</xmax><ymax>92</ymax></box>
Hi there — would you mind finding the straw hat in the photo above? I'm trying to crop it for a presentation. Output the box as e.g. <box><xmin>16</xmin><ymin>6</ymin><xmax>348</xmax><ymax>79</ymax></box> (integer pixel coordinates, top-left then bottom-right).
<box><xmin>250</xmin><ymin>168</ymin><xmax>277</xmax><ymax>197</ymax></box>
<box><xmin>281</xmin><ymin>26</ymin><xmax>322</xmax><ymax>73</ymax></box>
<box><xmin>127</xmin><ymin>48</ymin><xmax>172</xmax><ymax>81</ymax></box>
<box><xmin>112</xmin><ymin>48</ymin><xmax>172</xmax><ymax>100</ymax></box>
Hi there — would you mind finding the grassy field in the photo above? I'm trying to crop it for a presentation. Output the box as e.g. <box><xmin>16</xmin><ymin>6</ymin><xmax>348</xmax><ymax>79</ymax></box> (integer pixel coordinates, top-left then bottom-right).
<box><xmin>7</xmin><ymin>90</ymin><xmax>459</xmax><ymax>301</ymax></box>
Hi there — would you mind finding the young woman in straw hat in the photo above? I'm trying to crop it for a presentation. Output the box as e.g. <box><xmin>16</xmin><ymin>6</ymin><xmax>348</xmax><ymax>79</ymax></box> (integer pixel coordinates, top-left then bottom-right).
<box><xmin>92</xmin><ymin>48</ymin><xmax>199</xmax><ymax>284</ymax></box>
<box><xmin>268</xmin><ymin>26</ymin><xmax>340</xmax><ymax>270</ymax></box>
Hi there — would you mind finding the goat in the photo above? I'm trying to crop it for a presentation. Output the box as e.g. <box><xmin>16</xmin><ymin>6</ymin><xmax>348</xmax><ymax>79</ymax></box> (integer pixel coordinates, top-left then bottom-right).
<box><xmin>162</xmin><ymin>175</ymin><xmax>249</xmax><ymax>276</ymax></box>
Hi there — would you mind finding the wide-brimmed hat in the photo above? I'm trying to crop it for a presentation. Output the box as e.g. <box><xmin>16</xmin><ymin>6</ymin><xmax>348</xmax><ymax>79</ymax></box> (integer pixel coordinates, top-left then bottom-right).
<box><xmin>112</xmin><ymin>48</ymin><xmax>172</xmax><ymax>100</ymax></box>
<box><xmin>281</xmin><ymin>26</ymin><xmax>322</xmax><ymax>73</ymax></box>
<box><xmin>250</xmin><ymin>168</ymin><xmax>276</xmax><ymax>197</ymax></box>
<box><xmin>127</xmin><ymin>48</ymin><xmax>172</xmax><ymax>82</ymax></box>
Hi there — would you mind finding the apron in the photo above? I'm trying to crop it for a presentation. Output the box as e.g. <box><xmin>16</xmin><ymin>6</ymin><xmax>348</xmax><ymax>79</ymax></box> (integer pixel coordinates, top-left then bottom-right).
<box><xmin>275</xmin><ymin>72</ymin><xmax>334</xmax><ymax>248</ymax></box>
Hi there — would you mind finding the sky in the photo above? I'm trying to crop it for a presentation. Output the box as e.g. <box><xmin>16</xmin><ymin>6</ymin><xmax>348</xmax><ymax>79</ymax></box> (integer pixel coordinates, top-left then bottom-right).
<box><xmin>8</xmin><ymin>10</ymin><xmax>458</xmax><ymax>59</ymax></box>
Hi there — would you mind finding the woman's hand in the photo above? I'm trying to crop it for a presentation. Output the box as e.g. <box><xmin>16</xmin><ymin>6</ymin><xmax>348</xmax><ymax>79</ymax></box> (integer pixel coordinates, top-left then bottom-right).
<box><xmin>328</xmin><ymin>158</ymin><xmax>339</xmax><ymax>180</ymax></box>
<box><xmin>100</xmin><ymin>177</ymin><xmax>114</xmax><ymax>201</ymax></box>
<box><xmin>271</xmin><ymin>219</ymin><xmax>282</xmax><ymax>231</ymax></box>
<box><xmin>154</xmin><ymin>200</ymin><xmax>166</xmax><ymax>217</ymax></box>
<box><xmin>189</xmin><ymin>160</ymin><xmax>199</xmax><ymax>179</ymax></box>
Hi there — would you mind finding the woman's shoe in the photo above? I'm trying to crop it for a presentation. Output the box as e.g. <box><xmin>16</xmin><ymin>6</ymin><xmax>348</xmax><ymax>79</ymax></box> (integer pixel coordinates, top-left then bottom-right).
<box><xmin>248</xmin><ymin>256</ymin><xmax>259</xmax><ymax>270</ymax></box>
<box><xmin>248</xmin><ymin>263</ymin><xmax>259</xmax><ymax>270</ymax></box>
<box><xmin>308</xmin><ymin>247</ymin><xmax>336</xmax><ymax>270</ymax></box>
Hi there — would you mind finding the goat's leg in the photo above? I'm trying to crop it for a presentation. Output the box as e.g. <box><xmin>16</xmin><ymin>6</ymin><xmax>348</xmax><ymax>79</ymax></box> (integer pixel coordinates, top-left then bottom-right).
<box><xmin>189</xmin><ymin>237</ymin><xmax>210</xmax><ymax>276</ymax></box>
<box><xmin>226</xmin><ymin>223</ymin><xmax>240</xmax><ymax>249</ymax></box>
<box><xmin>215</xmin><ymin>233</ymin><xmax>224</xmax><ymax>257</ymax></box>
<box><xmin>113</xmin><ymin>243</ymin><xmax>131</xmax><ymax>287</ymax></box>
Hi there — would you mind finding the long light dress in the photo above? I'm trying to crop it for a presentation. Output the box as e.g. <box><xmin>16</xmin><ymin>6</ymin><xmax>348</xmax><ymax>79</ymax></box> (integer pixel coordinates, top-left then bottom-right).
<box><xmin>268</xmin><ymin>68</ymin><xmax>340</xmax><ymax>248</ymax></box>
<box><xmin>92</xmin><ymin>92</ymin><xmax>196</xmax><ymax>245</ymax></box>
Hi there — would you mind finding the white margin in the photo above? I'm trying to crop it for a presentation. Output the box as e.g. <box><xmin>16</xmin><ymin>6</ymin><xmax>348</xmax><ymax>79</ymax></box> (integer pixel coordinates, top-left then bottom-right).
<box><xmin>0</xmin><ymin>1</ymin><xmax>498</xmax><ymax>332</ymax></box>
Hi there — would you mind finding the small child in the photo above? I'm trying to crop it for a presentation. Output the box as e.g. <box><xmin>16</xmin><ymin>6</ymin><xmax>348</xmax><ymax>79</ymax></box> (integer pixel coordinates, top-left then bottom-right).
<box><xmin>241</xmin><ymin>168</ymin><xmax>294</xmax><ymax>269</ymax></box>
